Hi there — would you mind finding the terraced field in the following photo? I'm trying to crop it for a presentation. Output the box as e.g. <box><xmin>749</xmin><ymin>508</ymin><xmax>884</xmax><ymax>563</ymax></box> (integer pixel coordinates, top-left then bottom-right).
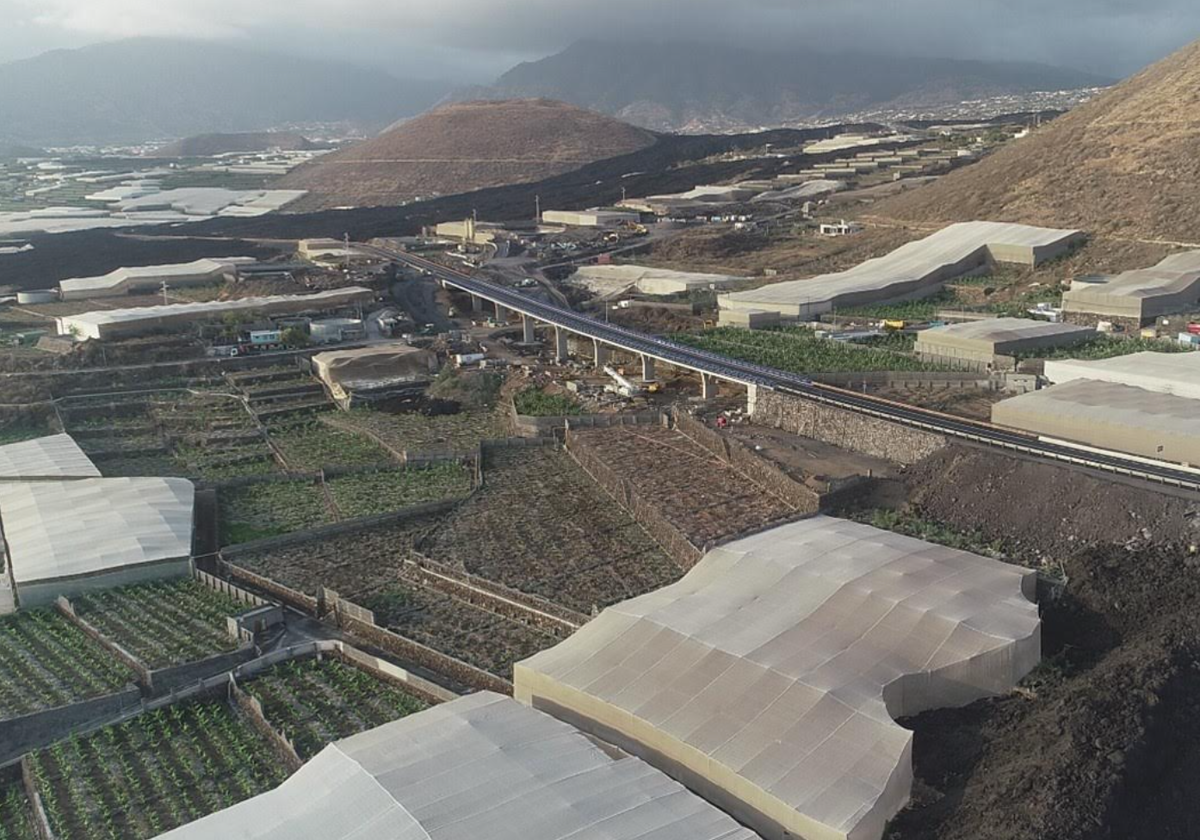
<box><xmin>73</xmin><ymin>580</ymin><xmax>248</xmax><ymax>669</ymax></box>
<box><xmin>242</xmin><ymin>657</ymin><xmax>427</xmax><ymax>760</ymax></box>
<box><xmin>0</xmin><ymin>610</ymin><xmax>134</xmax><ymax>719</ymax></box>
<box><xmin>423</xmin><ymin>446</ymin><xmax>682</xmax><ymax>614</ymax></box>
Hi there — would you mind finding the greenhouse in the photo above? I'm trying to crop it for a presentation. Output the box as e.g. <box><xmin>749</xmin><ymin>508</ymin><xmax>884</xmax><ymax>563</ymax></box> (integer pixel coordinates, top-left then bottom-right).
<box><xmin>154</xmin><ymin>692</ymin><xmax>761</xmax><ymax>840</ymax></box>
<box><xmin>515</xmin><ymin>516</ymin><xmax>1041</xmax><ymax>840</ymax></box>
<box><xmin>0</xmin><ymin>434</ymin><xmax>100</xmax><ymax>479</ymax></box>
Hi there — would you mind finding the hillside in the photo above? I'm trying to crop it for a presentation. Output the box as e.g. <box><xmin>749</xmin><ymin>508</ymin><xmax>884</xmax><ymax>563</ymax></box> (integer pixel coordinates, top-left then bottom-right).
<box><xmin>457</xmin><ymin>40</ymin><xmax>1110</xmax><ymax>132</ymax></box>
<box><xmin>0</xmin><ymin>39</ymin><xmax>450</xmax><ymax>146</ymax></box>
<box><xmin>153</xmin><ymin>132</ymin><xmax>322</xmax><ymax>158</ymax></box>
<box><xmin>280</xmin><ymin>99</ymin><xmax>658</xmax><ymax>210</ymax></box>
<box><xmin>874</xmin><ymin>38</ymin><xmax>1200</xmax><ymax>243</ymax></box>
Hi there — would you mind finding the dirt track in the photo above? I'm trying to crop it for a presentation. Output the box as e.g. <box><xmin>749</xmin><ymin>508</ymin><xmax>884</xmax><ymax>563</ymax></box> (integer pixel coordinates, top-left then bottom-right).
<box><xmin>879</xmin><ymin>445</ymin><xmax>1200</xmax><ymax>840</ymax></box>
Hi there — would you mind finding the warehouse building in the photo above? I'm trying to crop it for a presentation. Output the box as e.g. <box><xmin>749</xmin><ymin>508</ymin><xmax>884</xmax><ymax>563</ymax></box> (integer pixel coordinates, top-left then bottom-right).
<box><xmin>57</xmin><ymin>287</ymin><xmax>373</xmax><ymax>341</ymax></box>
<box><xmin>1061</xmin><ymin>251</ymin><xmax>1200</xmax><ymax>328</ymax></box>
<box><xmin>1044</xmin><ymin>351</ymin><xmax>1200</xmax><ymax>399</ymax></box>
<box><xmin>914</xmin><ymin>318</ymin><xmax>1096</xmax><ymax>371</ymax></box>
<box><xmin>574</xmin><ymin>264</ymin><xmax>744</xmax><ymax>296</ymax></box>
<box><xmin>719</xmin><ymin>221</ymin><xmax>1084</xmax><ymax>323</ymax></box>
<box><xmin>58</xmin><ymin>258</ymin><xmax>254</xmax><ymax>300</ymax></box>
<box><xmin>542</xmin><ymin>208</ymin><xmax>640</xmax><ymax>228</ymax></box>
<box><xmin>312</xmin><ymin>343</ymin><xmax>438</xmax><ymax>409</ymax></box>
<box><xmin>992</xmin><ymin>378</ymin><xmax>1200</xmax><ymax>466</ymax></box>
<box><xmin>515</xmin><ymin>516</ymin><xmax>1040</xmax><ymax>840</ymax></box>
<box><xmin>156</xmin><ymin>692</ymin><xmax>761</xmax><ymax>840</ymax></box>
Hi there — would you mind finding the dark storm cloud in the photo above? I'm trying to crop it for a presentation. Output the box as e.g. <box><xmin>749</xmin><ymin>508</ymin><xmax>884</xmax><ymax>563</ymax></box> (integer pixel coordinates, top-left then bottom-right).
<box><xmin>4</xmin><ymin>0</ymin><xmax>1200</xmax><ymax>79</ymax></box>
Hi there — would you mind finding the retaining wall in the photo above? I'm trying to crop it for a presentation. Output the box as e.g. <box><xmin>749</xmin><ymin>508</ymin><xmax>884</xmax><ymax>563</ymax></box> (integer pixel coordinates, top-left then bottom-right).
<box><xmin>565</xmin><ymin>437</ymin><xmax>704</xmax><ymax>570</ymax></box>
<box><xmin>672</xmin><ymin>411</ymin><xmax>821</xmax><ymax>513</ymax></box>
<box><xmin>230</xmin><ymin>679</ymin><xmax>304</xmax><ymax>773</ymax></box>
<box><xmin>0</xmin><ymin>688</ymin><xmax>143</xmax><ymax>765</ymax></box>
<box><xmin>751</xmin><ymin>388</ymin><xmax>947</xmax><ymax>465</ymax></box>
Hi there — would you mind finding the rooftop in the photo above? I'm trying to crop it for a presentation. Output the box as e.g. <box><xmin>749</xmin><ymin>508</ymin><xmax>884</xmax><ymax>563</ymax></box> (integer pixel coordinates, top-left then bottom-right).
<box><xmin>1043</xmin><ymin>351</ymin><xmax>1200</xmax><ymax>399</ymax></box>
<box><xmin>153</xmin><ymin>692</ymin><xmax>761</xmax><ymax>840</ymax></box>
<box><xmin>0</xmin><ymin>434</ymin><xmax>101</xmax><ymax>480</ymax></box>
<box><xmin>1064</xmin><ymin>251</ymin><xmax>1200</xmax><ymax>303</ymax></box>
<box><xmin>59</xmin><ymin>257</ymin><xmax>254</xmax><ymax>295</ymax></box>
<box><xmin>515</xmin><ymin>516</ymin><xmax>1040</xmax><ymax>840</ymax></box>
<box><xmin>0</xmin><ymin>477</ymin><xmax>195</xmax><ymax>585</ymax></box>
<box><xmin>994</xmin><ymin>378</ymin><xmax>1200</xmax><ymax>441</ymax></box>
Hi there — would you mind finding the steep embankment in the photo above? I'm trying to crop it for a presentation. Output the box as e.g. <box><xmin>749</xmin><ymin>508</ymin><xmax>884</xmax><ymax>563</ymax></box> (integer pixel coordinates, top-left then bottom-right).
<box><xmin>875</xmin><ymin>38</ymin><xmax>1200</xmax><ymax>243</ymax></box>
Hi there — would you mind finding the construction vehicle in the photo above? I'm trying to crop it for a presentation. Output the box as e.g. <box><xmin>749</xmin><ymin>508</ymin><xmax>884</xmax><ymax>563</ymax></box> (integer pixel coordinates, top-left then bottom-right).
<box><xmin>882</xmin><ymin>319</ymin><xmax>906</xmax><ymax>331</ymax></box>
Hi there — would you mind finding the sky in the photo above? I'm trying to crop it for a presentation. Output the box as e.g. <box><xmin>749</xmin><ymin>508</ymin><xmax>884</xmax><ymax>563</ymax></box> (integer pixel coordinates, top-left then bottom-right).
<box><xmin>1</xmin><ymin>0</ymin><xmax>1199</xmax><ymax>82</ymax></box>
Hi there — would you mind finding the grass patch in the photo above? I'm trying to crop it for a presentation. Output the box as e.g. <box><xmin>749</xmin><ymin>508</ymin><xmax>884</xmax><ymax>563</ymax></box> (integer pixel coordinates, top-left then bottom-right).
<box><xmin>676</xmin><ymin>327</ymin><xmax>941</xmax><ymax>374</ymax></box>
<box><xmin>512</xmin><ymin>387</ymin><xmax>583</xmax><ymax>417</ymax></box>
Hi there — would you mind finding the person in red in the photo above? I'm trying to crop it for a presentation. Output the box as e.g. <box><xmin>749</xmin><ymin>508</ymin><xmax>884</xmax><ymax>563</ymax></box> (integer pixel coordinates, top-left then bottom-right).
<box><xmin>716</xmin><ymin>415</ymin><xmax>729</xmax><ymax>430</ymax></box>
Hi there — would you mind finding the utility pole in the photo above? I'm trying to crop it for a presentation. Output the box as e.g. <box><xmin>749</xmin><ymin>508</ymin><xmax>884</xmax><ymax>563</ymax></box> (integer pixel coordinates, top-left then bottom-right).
<box><xmin>535</xmin><ymin>195</ymin><xmax>541</xmax><ymax>223</ymax></box>
<box><xmin>472</xmin><ymin>208</ymin><xmax>478</xmax><ymax>223</ymax></box>
<box><xmin>621</xmin><ymin>186</ymin><xmax>627</xmax><ymax>203</ymax></box>
<box><xmin>160</xmin><ymin>279</ymin><xmax>170</xmax><ymax>306</ymax></box>
<box><xmin>344</xmin><ymin>233</ymin><xmax>351</xmax><ymax>273</ymax></box>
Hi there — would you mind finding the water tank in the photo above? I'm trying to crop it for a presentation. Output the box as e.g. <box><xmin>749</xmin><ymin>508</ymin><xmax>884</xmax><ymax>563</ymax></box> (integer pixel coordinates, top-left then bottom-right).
<box><xmin>17</xmin><ymin>289</ymin><xmax>57</xmax><ymax>304</ymax></box>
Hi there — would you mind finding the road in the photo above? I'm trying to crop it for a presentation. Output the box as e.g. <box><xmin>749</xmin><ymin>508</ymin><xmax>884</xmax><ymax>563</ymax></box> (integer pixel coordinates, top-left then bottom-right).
<box><xmin>363</xmin><ymin>244</ymin><xmax>1200</xmax><ymax>493</ymax></box>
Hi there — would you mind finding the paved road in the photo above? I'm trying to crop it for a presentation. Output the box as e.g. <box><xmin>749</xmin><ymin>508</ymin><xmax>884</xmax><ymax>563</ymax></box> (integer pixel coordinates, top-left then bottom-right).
<box><xmin>364</xmin><ymin>243</ymin><xmax>1200</xmax><ymax>493</ymax></box>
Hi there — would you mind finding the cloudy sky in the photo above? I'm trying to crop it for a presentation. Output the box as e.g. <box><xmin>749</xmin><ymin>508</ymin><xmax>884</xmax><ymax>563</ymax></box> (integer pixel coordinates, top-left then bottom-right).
<box><xmin>2</xmin><ymin>0</ymin><xmax>1198</xmax><ymax>81</ymax></box>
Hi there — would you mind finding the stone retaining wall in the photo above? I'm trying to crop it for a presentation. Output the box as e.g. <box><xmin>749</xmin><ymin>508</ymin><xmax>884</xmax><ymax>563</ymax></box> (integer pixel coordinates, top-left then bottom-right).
<box><xmin>751</xmin><ymin>387</ymin><xmax>946</xmax><ymax>465</ymax></box>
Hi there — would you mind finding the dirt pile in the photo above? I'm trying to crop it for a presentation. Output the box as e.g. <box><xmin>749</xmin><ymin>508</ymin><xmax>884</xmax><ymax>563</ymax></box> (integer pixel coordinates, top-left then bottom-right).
<box><xmin>873</xmin><ymin>37</ymin><xmax>1200</xmax><ymax>243</ymax></box>
<box><xmin>884</xmin><ymin>444</ymin><xmax>1200</xmax><ymax>840</ymax></box>
<box><xmin>281</xmin><ymin>99</ymin><xmax>656</xmax><ymax>210</ymax></box>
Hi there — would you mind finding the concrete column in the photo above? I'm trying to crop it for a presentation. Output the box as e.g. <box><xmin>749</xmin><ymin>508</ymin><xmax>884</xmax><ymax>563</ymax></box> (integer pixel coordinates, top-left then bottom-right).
<box><xmin>700</xmin><ymin>373</ymin><xmax>718</xmax><ymax>400</ymax></box>
<box><xmin>593</xmin><ymin>340</ymin><xmax>611</xmax><ymax>367</ymax></box>
<box><xmin>555</xmin><ymin>327</ymin><xmax>569</xmax><ymax>363</ymax></box>
<box><xmin>641</xmin><ymin>355</ymin><xmax>656</xmax><ymax>382</ymax></box>
<box><xmin>746</xmin><ymin>383</ymin><xmax>759</xmax><ymax>415</ymax></box>
<box><xmin>495</xmin><ymin>303</ymin><xmax>509</xmax><ymax>324</ymax></box>
<box><xmin>471</xmin><ymin>294</ymin><xmax>483</xmax><ymax>312</ymax></box>
<box><xmin>522</xmin><ymin>315</ymin><xmax>536</xmax><ymax>344</ymax></box>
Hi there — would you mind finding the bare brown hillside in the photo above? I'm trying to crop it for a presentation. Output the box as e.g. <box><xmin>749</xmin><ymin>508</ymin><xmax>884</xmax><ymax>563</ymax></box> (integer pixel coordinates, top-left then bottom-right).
<box><xmin>281</xmin><ymin>99</ymin><xmax>656</xmax><ymax>210</ymax></box>
<box><xmin>874</xmin><ymin>38</ymin><xmax>1200</xmax><ymax>243</ymax></box>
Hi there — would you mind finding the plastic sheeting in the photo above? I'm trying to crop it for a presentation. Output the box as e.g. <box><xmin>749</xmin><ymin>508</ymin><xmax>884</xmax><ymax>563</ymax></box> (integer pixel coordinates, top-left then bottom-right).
<box><xmin>312</xmin><ymin>343</ymin><xmax>438</xmax><ymax>403</ymax></box>
<box><xmin>153</xmin><ymin>692</ymin><xmax>761</xmax><ymax>840</ymax></box>
<box><xmin>0</xmin><ymin>434</ymin><xmax>100</xmax><ymax>479</ymax></box>
<box><xmin>515</xmin><ymin>516</ymin><xmax>1041</xmax><ymax>840</ymax></box>
<box><xmin>1043</xmin><ymin>351</ymin><xmax>1200</xmax><ymax>400</ymax></box>
<box><xmin>914</xmin><ymin>317</ymin><xmax>1094</xmax><ymax>355</ymax></box>
<box><xmin>720</xmin><ymin>221</ymin><xmax>1082</xmax><ymax>317</ymax></box>
<box><xmin>0</xmin><ymin>477</ymin><xmax>194</xmax><ymax>585</ymax></box>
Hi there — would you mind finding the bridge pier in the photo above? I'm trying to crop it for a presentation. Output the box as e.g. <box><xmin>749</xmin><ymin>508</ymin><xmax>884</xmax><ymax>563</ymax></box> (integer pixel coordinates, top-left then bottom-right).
<box><xmin>495</xmin><ymin>303</ymin><xmax>509</xmax><ymax>324</ymax></box>
<box><xmin>593</xmin><ymin>340</ymin><xmax>611</xmax><ymax>367</ymax></box>
<box><xmin>522</xmin><ymin>315</ymin><xmax>537</xmax><ymax>344</ymax></box>
<box><xmin>641</xmin><ymin>356</ymin><xmax>656</xmax><ymax>382</ymax></box>
<box><xmin>555</xmin><ymin>327</ymin><xmax>569</xmax><ymax>363</ymax></box>
<box><xmin>700</xmin><ymin>373</ymin><xmax>718</xmax><ymax>401</ymax></box>
<box><xmin>470</xmin><ymin>294</ymin><xmax>483</xmax><ymax>313</ymax></box>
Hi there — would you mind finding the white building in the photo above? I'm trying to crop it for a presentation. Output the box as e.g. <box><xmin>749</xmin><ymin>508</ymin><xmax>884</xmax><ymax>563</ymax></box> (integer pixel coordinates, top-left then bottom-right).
<box><xmin>542</xmin><ymin>208</ymin><xmax>641</xmax><ymax>228</ymax></box>
<box><xmin>59</xmin><ymin>258</ymin><xmax>255</xmax><ymax>300</ymax></box>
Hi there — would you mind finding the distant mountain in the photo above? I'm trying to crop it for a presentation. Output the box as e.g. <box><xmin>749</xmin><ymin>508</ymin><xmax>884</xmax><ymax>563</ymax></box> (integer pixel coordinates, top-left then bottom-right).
<box><xmin>153</xmin><ymin>132</ymin><xmax>324</xmax><ymax>158</ymax></box>
<box><xmin>458</xmin><ymin>41</ymin><xmax>1112</xmax><ymax>132</ymax></box>
<box><xmin>875</xmin><ymin>37</ymin><xmax>1200</xmax><ymax>243</ymax></box>
<box><xmin>280</xmin><ymin>99</ymin><xmax>657</xmax><ymax>211</ymax></box>
<box><xmin>0</xmin><ymin>39</ymin><xmax>452</xmax><ymax>146</ymax></box>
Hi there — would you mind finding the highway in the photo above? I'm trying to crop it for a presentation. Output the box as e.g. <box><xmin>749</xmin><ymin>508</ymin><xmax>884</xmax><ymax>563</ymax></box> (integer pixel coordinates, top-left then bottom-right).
<box><xmin>365</xmin><ymin>243</ymin><xmax>1200</xmax><ymax>493</ymax></box>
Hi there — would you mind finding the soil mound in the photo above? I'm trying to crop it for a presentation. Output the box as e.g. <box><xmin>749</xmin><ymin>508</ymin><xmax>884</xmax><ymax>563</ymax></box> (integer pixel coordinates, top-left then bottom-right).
<box><xmin>281</xmin><ymin>99</ymin><xmax>656</xmax><ymax>210</ymax></box>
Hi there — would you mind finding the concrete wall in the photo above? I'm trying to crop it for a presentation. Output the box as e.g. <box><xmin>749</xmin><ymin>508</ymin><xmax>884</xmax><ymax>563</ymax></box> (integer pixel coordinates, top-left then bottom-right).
<box><xmin>0</xmin><ymin>687</ymin><xmax>143</xmax><ymax>765</ymax></box>
<box><xmin>750</xmin><ymin>388</ymin><xmax>946</xmax><ymax>465</ymax></box>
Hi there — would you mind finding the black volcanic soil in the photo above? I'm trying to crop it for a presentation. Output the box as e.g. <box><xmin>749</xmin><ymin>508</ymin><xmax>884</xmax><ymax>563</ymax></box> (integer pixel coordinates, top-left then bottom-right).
<box><xmin>858</xmin><ymin>445</ymin><xmax>1200</xmax><ymax>840</ymax></box>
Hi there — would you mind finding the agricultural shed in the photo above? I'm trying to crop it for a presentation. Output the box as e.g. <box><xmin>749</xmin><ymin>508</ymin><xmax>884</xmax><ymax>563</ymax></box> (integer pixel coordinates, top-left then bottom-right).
<box><xmin>0</xmin><ymin>477</ymin><xmax>195</xmax><ymax>607</ymax></box>
<box><xmin>1062</xmin><ymin>251</ymin><xmax>1200</xmax><ymax>325</ymax></box>
<box><xmin>153</xmin><ymin>691</ymin><xmax>761</xmax><ymax>840</ymax></box>
<box><xmin>913</xmin><ymin>318</ymin><xmax>1095</xmax><ymax>371</ymax></box>
<box><xmin>515</xmin><ymin>516</ymin><xmax>1041</xmax><ymax>840</ymax></box>
<box><xmin>0</xmin><ymin>434</ymin><xmax>100</xmax><ymax>479</ymax></box>
<box><xmin>58</xmin><ymin>257</ymin><xmax>254</xmax><ymax>300</ymax></box>
<box><xmin>992</xmin><ymin>378</ymin><xmax>1200</xmax><ymax>466</ymax></box>
<box><xmin>1043</xmin><ymin>351</ymin><xmax>1200</xmax><ymax>400</ymax></box>
<box><xmin>56</xmin><ymin>286</ymin><xmax>373</xmax><ymax>341</ymax></box>
<box><xmin>719</xmin><ymin>221</ymin><xmax>1083</xmax><ymax>321</ymax></box>
<box><xmin>312</xmin><ymin>342</ymin><xmax>438</xmax><ymax>408</ymax></box>
<box><xmin>574</xmin><ymin>264</ymin><xmax>744</xmax><ymax>295</ymax></box>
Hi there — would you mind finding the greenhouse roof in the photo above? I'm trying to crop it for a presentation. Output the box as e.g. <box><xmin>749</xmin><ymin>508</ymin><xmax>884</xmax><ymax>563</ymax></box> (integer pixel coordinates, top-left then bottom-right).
<box><xmin>0</xmin><ymin>434</ymin><xmax>100</xmax><ymax>479</ymax></box>
<box><xmin>153</xmin><ymin>692</ymin><xmax>761</xmax><ymax>840</ymax></box>
<box><xmin>0</xmin><ymin>477</ymin><xmax>194</xmax><ymax>584</ymax></box>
